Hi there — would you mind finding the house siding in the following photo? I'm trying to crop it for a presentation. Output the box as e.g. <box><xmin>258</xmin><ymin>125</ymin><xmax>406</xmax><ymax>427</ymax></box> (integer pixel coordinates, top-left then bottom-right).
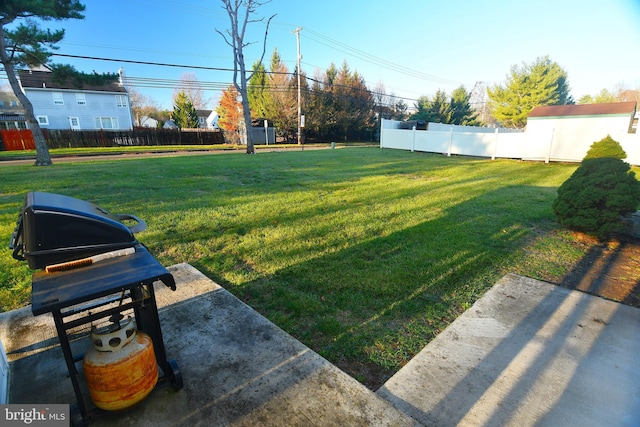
<box><xmin>24</xmin><ymin>89</ymin><xmax>133</xmax><ymax>131</ymax></box>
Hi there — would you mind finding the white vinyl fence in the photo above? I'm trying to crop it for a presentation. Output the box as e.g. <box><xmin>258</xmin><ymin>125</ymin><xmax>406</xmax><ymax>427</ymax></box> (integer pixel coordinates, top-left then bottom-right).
<box><xmin>380</xmin><ymin>119</ymin><xmax>640</xmax><ymax>166</ymax></box>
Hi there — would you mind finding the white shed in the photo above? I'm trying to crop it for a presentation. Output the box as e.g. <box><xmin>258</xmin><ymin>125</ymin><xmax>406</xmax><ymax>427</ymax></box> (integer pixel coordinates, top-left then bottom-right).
<box><xmin>526</xmin><ymin>102</ymin><xmax>637</xmax><ymax>161</ymax></box>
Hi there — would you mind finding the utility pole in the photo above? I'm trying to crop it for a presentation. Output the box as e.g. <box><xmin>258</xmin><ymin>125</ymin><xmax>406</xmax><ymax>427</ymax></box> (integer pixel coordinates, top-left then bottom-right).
<box><xmin>293</xmin><ymin>27</ymin><xmax>303</xmax><ymax>146</ymax></box>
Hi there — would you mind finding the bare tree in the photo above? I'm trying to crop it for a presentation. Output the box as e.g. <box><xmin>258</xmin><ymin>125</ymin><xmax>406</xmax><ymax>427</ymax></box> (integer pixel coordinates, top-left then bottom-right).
<box><xmin>217</xmin><ymin>0</ymin><xmax>275</xmax><ymax>154</ymax></box>
<box><xmin>172</xmin><ymin>72</ymin><xmax>210</xmax><ymax>110</ymax></box>
<box><xmin>128</xmin><ymin>88</ymin><xmax>161</xmax><ymax>127</ymax></box>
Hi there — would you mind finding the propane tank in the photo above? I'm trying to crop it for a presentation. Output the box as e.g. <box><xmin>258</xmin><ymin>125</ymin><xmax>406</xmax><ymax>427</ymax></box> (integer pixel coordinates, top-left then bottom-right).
<box><xmin>83</xmin><ymin>316</ymin><xmax>158</xmax><ymax>411</ymax></box>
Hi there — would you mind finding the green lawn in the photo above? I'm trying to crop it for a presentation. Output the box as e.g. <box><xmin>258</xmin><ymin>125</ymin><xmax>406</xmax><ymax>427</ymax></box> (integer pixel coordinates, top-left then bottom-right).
<box><xmin>0</xmin><ymin>147</ymin><xmax>587</xmax><ymax>385</ymax></box>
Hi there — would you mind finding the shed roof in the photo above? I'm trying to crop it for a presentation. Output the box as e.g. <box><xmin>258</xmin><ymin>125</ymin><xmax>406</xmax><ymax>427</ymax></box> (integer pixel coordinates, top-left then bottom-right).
<box><xmin>18</xmin><ymin>70</ymin><xmax>127</xmax><ymax>93</ymax></box>
<box><xmin>528</xmin><ymin>102</ymin><xmax>636</xmax><ymax>118</ymax></box>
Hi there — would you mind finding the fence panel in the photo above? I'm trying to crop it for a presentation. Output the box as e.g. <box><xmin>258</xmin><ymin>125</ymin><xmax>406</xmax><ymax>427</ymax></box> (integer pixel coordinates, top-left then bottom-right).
<box><xmin>0</xmin><ymin>130</ymin><xmax>36</xmax><ymax>150</ymax></box>
<box><xmin>380</xmin><ymin>120</ymin><xmax>640</xmax><ymax>165</ymax></box>
<box><xmin>38</xmin><ymin>128</ymin><xmax>224</xmax><ymax>149</ymax></box>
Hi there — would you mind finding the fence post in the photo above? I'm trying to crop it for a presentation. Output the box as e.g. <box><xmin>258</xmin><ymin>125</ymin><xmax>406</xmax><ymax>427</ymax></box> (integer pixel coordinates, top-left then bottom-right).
<box><xmin>411</xmin><ymin>126</ymin><xmax>416</xmax><ymax>152</ymax></box>
<box><xmin>546</xmin><ymin>128</ymin><xmax>555</xmax><ymax>164</ymax></box>
<box><xmin>447</xmin><ymin>126</ymin><xmax>454</xmax><ymax>156</ymax></box>
<box><xmin>492</xmin><ymin>128</ymin><xmax>499</xmax><ymax>160</ymax></box>
<box><xmin>380</xmin><ymin>118</ymin><xmax>385</xmax><ymax>148</ymax></box>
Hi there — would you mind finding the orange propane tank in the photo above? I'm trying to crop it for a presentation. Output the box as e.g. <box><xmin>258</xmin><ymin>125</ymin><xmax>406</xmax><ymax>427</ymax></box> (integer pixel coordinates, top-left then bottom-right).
<box><xmin>83</xmin><ymin>317</ymin><xmax>158</xmax><ymax>411</ymax></box>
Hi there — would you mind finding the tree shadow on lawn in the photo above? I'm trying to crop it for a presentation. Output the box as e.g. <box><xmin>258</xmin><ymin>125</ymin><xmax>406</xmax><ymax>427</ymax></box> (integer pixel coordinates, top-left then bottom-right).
<box><xmin>557</xmin><ymin>234</ymin><xmax>640</xmax><ymax>308</ymax></box>
<box><xmin>195</xmin><ymin>185</ymin><xmax>558</xmax><ymax>391</ymax></box>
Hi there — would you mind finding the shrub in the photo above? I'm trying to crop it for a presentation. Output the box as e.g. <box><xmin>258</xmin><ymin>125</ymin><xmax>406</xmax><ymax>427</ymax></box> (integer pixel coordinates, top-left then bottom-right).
<box><xmin>552</xmin><ymin>157</ymin><xmax>640</xmax><ymax>238</ymax></box>
<box><xmin>583</xmin><ymin>135</ymin><xmax>627</xmax><ymax>160</ymax></box>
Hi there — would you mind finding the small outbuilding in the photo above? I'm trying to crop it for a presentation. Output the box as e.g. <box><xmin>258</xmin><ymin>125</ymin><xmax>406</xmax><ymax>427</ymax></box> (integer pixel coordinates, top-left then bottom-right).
<box><xmin>527</xmin><ymin>101</ymin><xmax>637</xmax><ymax>137</ymax></box>
<box><xmin>526</xmin><ymin>101</ymin><xmax>638</xmax><ymax>161</ymax></box>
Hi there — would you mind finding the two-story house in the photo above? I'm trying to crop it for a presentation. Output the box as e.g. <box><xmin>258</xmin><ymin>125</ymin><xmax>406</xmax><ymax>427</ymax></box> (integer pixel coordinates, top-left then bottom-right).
<box><xmin>18</xmin><ymin>69</ymin><xmax>134</xmax><ymax>131</ymax></box>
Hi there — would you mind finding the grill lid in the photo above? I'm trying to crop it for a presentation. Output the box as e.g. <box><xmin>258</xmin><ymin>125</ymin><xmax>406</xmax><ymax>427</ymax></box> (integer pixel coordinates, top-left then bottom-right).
<box><xmin>10</xmin><ymin>192</ymin><xmax>146</xmax><ymax>270</ymax></box>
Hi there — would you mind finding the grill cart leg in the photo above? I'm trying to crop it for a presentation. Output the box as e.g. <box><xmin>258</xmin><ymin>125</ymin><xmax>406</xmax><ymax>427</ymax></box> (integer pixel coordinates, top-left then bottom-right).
<box><xmin>52</xmin><ymin>311</ymin><xmax>89</xmax><ymax>425</ymax></box>
<box><xmin>131</xmin><ymin>284</ymin><xmax>183</xmax><ymax>391</ymax></box>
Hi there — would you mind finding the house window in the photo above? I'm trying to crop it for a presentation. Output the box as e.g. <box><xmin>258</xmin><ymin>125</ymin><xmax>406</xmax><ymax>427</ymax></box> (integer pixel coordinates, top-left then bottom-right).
<box><xmin>115</xmin><ymin>95</ymin><xmax>127</xmax><ymax>108</ymax></box>
<box><xmin>52</xmin><ymin>92</ymin><xmax>64</xmax><ymax>105</ymax></box>
<box><xmin>75</xmin><ymin>93</ymin><xmax>86</xmax><ymax>105</ymax></box>
<box><xmin>37</xmin><ymin>115</ymin><xmax>49</xmax><ymax>125</ymax></box>
<box><xmin>69</xmin><ymin>117</ymin><xmax>80</xmax><ymax>130</ymax></box>
<box><xmin>95</xmin><ymin>117</ymin><xmax>119</xmax><ymax>129</ymax></box>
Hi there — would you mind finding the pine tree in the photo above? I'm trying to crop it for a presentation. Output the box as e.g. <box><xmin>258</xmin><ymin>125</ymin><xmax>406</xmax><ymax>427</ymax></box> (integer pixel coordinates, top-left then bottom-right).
<box><xmin>0</xmin><ymin>0</ymin><xmax>86</xmax><ymax>165</ymax></box>
<box><xmin>172</xmin><ymin>91</ymin><xmax>199</xmax><ymax>129</ymax></box>
<box><xmin>487</xmin><ymin>56</ymin><xmax>572</xmax><ymax>128</ymax></box>
<box><xmin>248</xmin><ymin>61</ymin><xmax>268</xmax><ymax>118</ymax></box>
<box><xmin>450</xmin><ymin>86</ymin><xmax>479</xmax><ymax>126</ymax></box>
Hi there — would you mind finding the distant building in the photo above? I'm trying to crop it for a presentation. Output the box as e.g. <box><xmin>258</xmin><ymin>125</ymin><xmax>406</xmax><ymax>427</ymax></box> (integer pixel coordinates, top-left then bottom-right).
<box><xmin>196</xmin><ymin>110</ymin><xmax>219</xmax><ymax>129</ymax></box>
<box><xmin>18</xmin><ymin>69</ymin><xmax>134</xmax><ymax>131</ymax></box>
<box><xmin>138</xmin><ymin>116</ymin><xmax>159</xmax><ymax>128</ymax></box>
<box><xmin>163</xmin><ymin>119</ymin><xmax>178</xmax><ymax>129</ymax></box>
<box><xmin>527</xmin><ymin>102</ymin><xmax>637</xmax><ymax>137</ymax></box>
<box><xmin>0</xmin><ymin>90</ymin><xmax>26</xmax><ymax>130</ymax></box>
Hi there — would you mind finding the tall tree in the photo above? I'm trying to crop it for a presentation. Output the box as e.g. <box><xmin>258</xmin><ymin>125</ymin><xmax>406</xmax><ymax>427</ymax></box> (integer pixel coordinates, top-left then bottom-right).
<box><xmin>172</xmin><ymin>91</ymin><xmax>199</xmax><ymax>128</ymax></box>
<box><xmin>217</xmin><ymin>0</ymin><xmax>274</xmax><ymax>154</ymax></box>
<box><xmin>0</xmin><ymin>0</ymin><xmax>85</xmax><ymax>166</ymax></box>
<box><xmin>411</xmin><ymin>90</ymin><xmax>452</xmax><ymax>123</ymax></box>
<box><xmin>216</xmin><ymin>85</ymin><xmax>242</xmax><ymax>143</ymax></box>
<box><xmin>261</xmin><ymin>49</ymin><xmax>297</xmax><ymax>140</ymax></box>
<box><xmin>450</xmin><ymin>86</ymin><xmax>479</xmax><ymax>126</ymax></box>
<box><xmin>332</xmin><ymin>61</ymin><xmax>374</xmax><ymax>140</ymax></box>
<box><xmin>247</xmin><ymin>60</ymin><xmax>268</xmax><ymax>118</ymax></box>
<box><xmin>487</xmin><ymin>56</ymin><xmax>573</xmax><ymax>128</ymax></box>
<box><xmin>579</xmin><ymin>88</ymin><xmax>619</xmax><ymax>104</ymax></box>
<box><xmin>411</xmin><ymin>86</ymin><xmax>478</xmax><ymax>126</ymax></box>
<box><xmin>172</xmin><ymin>72</ymin><xmax>210</xmax><ymax>109</ymax></box>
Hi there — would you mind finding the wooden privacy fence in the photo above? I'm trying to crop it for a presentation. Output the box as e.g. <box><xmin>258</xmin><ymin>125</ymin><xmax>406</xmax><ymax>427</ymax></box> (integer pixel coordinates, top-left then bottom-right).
<box><xmin>0</xmin><ymin>128</ymin><xmax>224</xmax><ymax>150</ymax></box>
<box><xmin>41</xmin><ymin>128</ymin><xmax>224</xmax><ymax>148</ymax></box>
<box><xmin>0</xmin><ymin>130</ymin><xmax>36</xmax><ymax>151</ymax></box>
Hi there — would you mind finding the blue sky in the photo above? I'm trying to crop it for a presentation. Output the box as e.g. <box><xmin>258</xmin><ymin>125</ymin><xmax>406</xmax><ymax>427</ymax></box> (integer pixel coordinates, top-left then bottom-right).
<box><xmin>28</xmin><ymin>0</ymin><xmax>640</xmax><ymax>110</ymax></box>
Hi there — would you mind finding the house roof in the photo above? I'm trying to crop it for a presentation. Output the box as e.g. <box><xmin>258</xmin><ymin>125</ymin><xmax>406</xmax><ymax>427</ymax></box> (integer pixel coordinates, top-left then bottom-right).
<box><xmin>18</xmin><ymin>70</ymin><xmax>127</xmax><ymax>93</ymax></box>
<box><xmin>528</xmin><ymin>102</ymin><xmax>637</xmax><ymax>118</ymax></box>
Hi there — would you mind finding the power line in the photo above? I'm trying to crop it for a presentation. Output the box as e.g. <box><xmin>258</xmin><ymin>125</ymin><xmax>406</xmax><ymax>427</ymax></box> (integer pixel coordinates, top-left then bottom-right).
<box><xmin>49</xmin><ymin>53</ymin><xmax>422</xmax><ymax>104</ymax></box>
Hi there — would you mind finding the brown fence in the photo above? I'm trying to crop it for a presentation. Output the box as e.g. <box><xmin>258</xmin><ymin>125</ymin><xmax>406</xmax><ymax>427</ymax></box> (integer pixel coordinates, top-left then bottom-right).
<box><xmin>0</xmin><ymin>130</ymin><xmax>36</xmax><ymax>151</ymax></box>
<box><xmin>40</xmin><ymin>128</ymin><xmax>224</xmax><ymax>149</ymax></box>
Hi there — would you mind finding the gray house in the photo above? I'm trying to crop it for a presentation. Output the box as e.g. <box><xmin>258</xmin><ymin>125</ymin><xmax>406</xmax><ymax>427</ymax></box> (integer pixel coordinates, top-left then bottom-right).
<box><xmin>18</xmin><ymin>69</ymin><xmax>134</xmax><ymax>131</ymax></box>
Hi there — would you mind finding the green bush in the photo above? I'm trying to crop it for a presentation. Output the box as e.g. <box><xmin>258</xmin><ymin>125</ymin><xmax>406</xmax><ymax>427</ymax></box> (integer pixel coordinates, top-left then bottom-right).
<box><xmin>583</xmin><ymin>135</ymin><xmax>627</xmax><ymax>160</ymax></box>
<box><xmin>552</xmin><ymin>157</ymin><xmax>640</xmax><ymax>238</ymax></box>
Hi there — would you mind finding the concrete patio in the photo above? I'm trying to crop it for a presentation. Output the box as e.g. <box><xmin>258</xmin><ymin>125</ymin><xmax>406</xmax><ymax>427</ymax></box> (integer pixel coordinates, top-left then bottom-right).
<box><xmin>1</xmin><ymin>266</ymin><xmax>638</xmax><ymax>426</ymax></box>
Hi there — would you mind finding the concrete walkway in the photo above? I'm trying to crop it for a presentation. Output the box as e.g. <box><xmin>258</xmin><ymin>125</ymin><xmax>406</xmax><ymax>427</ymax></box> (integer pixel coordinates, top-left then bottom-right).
<box><xmin>1</xmin><ymin>268</ymin><xmax>638</xmax><ymax>426</ymax></box>
<box><xmin>377</xmin><ymin>274</ymin><xmax>640</xmax><ymax>427</ymax></box>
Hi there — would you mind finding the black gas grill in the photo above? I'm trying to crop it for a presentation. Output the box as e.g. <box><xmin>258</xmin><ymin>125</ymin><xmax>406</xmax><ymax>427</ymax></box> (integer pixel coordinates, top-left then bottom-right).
<box><xmin>9</xmin><ymin>192</ymin><xmax>182</xmax><ymax>426</ymax></box>
<box><xmin>10</xmin><ymin>191</ymin><xmax>145</xmax><ymax>270</ymax></box>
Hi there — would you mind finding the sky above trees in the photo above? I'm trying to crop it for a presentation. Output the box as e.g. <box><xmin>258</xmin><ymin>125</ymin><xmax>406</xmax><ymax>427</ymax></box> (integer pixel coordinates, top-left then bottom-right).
<box><xmin>3</xmin><ymin>0</ymin><xmax>639</xmax><ymax>111</ymax></box>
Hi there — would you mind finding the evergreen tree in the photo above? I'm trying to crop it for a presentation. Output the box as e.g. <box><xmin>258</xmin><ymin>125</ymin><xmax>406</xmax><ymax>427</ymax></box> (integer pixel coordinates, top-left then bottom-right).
<box><xmin>172</xmin><ymin>91</ymin><xmax>199</xmax><ymax>128</ymax></box>
<box><xmin>553</xmin><ymin>136</ymin><xmax>640</xmax><ymax>238</ymax></box>
<box><xmin>332</xmin><ymin>61</ymin><xmax>374</xmax><ymax>140</ymax></box>
<box><xmin>487</xmin><ymin>56</ymin><xmax>572</xmax><ymax>128</ymax></box>
<box><xmin>411</xmin><ymin>86</ymin><xmax>477</xmax><ymax>125</ymax></box>
<box><xmin>262</xmin><ymin>49</ymin><xmax>297</xmax><ymax>140</ymax></box>
<box><xmin>0</xmin><ymin>0</ymin><xmax>86</xmax><ymax>165</ymax></box>
<box><xmin>450</xmin><ymin>86</ymin><xmax>479</xmax><ymax>125</ymax></box>
<box><xmin>247</xmin><ymin>60</ymin><xmax>268</xmax><ymax>118</ymax></box>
